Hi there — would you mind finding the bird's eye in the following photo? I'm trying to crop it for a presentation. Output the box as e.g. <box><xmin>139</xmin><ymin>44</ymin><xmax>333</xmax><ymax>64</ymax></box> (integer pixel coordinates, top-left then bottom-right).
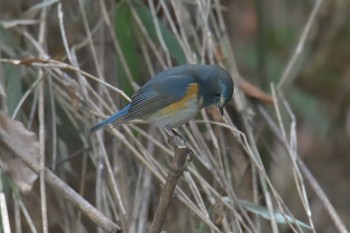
<box><xmin>215</xmin><ymin>92</ymin><xmax>220</xmax><ymax>98</ymax></box>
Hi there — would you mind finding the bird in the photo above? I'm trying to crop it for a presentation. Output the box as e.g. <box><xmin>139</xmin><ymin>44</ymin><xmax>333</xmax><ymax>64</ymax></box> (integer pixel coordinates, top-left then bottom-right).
<box><xmin>89</xmin><ymin>64</ymin><xmax>234</xmax><ymax>135</ymax></box>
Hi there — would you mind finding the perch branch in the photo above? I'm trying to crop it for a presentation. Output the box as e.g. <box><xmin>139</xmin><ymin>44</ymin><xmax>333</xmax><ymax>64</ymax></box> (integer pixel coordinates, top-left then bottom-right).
<box><xmin>149</xmin><ymin>136</ymin><xmax>192</xmax><ymax>233</ymax></box>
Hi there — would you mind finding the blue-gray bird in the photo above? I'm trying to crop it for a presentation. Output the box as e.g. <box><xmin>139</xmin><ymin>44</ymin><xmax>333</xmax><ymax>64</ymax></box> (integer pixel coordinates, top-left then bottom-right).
<box><xmin>90</xmin><ymin>64</ymin><xmax>234</xmax><ymax>134</ymax></box>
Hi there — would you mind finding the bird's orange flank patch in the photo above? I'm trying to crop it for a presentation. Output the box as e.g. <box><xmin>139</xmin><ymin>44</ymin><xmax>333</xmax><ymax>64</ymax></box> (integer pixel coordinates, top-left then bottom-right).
<box><xmin>162</xmin><ymin>83</ymin><xmax>198</xmax><ymax>113</ymax></box>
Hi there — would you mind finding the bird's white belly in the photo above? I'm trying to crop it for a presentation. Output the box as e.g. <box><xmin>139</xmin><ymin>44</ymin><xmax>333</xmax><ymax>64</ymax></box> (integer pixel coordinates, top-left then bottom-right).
<box><xmin>147</xmin><ymin>98</ymin><xmax>200</xmax><ymax>128</ymax></box>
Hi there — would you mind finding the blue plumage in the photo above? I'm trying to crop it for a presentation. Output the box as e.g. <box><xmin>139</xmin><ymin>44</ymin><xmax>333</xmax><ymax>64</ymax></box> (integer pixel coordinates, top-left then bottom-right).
<box><xmin>89</xmin><ymin>64</ymin><xmax>234</xmax><ymax>134</ymax></box>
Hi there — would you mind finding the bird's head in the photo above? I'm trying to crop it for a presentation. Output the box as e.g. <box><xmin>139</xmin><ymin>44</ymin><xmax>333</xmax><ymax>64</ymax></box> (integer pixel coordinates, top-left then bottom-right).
<box><xmin>196</xmin><ymin>65</ymin><xmax>234</xmax><ymax>116</ymax></box>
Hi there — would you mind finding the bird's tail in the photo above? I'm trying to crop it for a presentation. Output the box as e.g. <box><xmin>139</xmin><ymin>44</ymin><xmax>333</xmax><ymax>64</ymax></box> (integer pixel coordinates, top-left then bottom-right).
<box><xmin>89</xmin><ymin>104</ymin><xmax>131</xmax><ymax>135</ymax></box>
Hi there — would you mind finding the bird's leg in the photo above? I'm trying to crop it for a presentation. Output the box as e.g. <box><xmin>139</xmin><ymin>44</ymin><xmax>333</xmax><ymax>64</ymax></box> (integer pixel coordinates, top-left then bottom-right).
<box><xmin>164</xmin><ymin>126</ymin><xmax>192</xmax><ymax>168</ymax></box>
<box><xmin>164</xmin><ymin>126</ymin><xmax>186</xmax><ymax>148</ymax></box>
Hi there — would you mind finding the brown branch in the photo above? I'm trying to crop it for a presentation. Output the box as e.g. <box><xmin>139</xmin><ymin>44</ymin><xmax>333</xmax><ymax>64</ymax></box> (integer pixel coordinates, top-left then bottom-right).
<box><xmin>149</xmin><ymin>137</ymin><xmax>192</xmax><ymax>233</ymax></box>
<box><xmin>0</xmin><ymin>127</ymin><xmax>120</xmax><ymax>233</ymax></box>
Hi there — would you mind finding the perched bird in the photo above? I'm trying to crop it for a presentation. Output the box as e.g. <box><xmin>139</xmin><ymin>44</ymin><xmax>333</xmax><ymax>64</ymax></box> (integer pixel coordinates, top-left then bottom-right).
<box><xmin>89</xmin><ymin>64</ymin><xmax>234</xmax><ymax>134</ymax></box>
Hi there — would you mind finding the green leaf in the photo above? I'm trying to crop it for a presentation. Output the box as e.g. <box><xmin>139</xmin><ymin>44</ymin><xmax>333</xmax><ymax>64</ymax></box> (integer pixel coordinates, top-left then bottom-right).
<box><xmin>132</xmin><ymin>1</ymin><xmax>186</xmax><ymax>64</ymax></box>
<box><xmin>4</xmin><ymin>64</ymin><xmax>22</xmax><ymax>116</ymax></box>
<box><xmin>239</xmin><ymin>199</ymin><xmax>312</xmax><ymax>230</ymax></box>
<box><xmin>115</xmin><ymin>1</ymin><xmax>139</xmax><ymax>96</ymax></box>
<box><xmin>0</xmin><ymin>24</ymin><xmax>19</xmax><ymax>53</ymax></box>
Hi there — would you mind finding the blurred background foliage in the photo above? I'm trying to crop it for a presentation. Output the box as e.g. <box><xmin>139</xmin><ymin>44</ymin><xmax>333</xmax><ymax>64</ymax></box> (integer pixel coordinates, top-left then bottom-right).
<box><xmin>0</xmin><ymin>0</ymin><xmax>349</xmax><ymax>232</ymax></box>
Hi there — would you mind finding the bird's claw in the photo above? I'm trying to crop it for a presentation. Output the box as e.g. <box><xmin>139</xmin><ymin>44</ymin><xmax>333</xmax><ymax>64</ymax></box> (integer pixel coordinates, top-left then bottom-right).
<box><xmin>166</xmin><ymin>129</ymin><xmax>186</xmax><ymax>148</ymax></box>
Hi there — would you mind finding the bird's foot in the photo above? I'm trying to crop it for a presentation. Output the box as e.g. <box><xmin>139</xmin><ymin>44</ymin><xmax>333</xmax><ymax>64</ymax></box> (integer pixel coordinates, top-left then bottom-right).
<box><xmin>164</xmin><ymin>127</ymin><xmax>186</xmax><ymax>148</ymax></box>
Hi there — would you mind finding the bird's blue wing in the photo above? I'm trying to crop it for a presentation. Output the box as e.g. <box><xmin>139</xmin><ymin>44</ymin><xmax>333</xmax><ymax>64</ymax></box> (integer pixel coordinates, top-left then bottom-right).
<box><xmin>124</xmin><ymin>73</ymin><xmax>196</xmax><ymax>120</ymax></box>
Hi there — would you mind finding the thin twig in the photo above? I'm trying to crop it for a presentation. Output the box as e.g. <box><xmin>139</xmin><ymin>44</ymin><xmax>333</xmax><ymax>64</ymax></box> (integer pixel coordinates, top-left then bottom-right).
<box><xmin>97</xmin><ymin>133</ymin><xmax>129</xmax><ymax>228</ymax></box>
<box><xmin>38</xmin><ymin>69</ymin><xmax>48</xmax><ymax>233</ymax></box>
<box><xmin>277</xmin><ymin>0</ymin><xmax>324</xmax><ymax>90</ymax></box>
<box><xmin>13</xmin><ymin>194</ymin><xmax>21</xmax><ymax>233</ymax></box>
<box><xmin>37</xmin><ymin>0</ymin><xmax>48</xmax><ymax>230</ymax></box>
<box><xmin>149</xmin><ymin>138</ymin><xmax>192</xmax><ymax>233</ymax></box>
<box><xmin>0</xmin><ymin>169</ymin><xmax>11</xmax><ymax>233</ymax></box>
<box><xmin>17</xmin><ymin>197</ymin><xmax>38</xmax><ymax>233</ymax></box>
<box><xmin>96</xmin><ymin>134</ymin><xmax>105</xmax><ymax>233</ymax></box>
<box><xmin>137</xmin><ymin>169</ymin><xmax>152</xmax><ymax>233</ymax></box>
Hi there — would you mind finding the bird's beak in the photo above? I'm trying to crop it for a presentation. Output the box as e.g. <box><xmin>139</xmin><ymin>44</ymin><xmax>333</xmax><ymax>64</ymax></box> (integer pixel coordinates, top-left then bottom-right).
<box><xmin>218</xmin><ymin>106</ymin><xmax>224</xmax><ymax>116</ymax></box>
<box><xmin>218</xmin><ymin>95</ymin><xmax>225</xmax><ymax>116</ymax></box>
